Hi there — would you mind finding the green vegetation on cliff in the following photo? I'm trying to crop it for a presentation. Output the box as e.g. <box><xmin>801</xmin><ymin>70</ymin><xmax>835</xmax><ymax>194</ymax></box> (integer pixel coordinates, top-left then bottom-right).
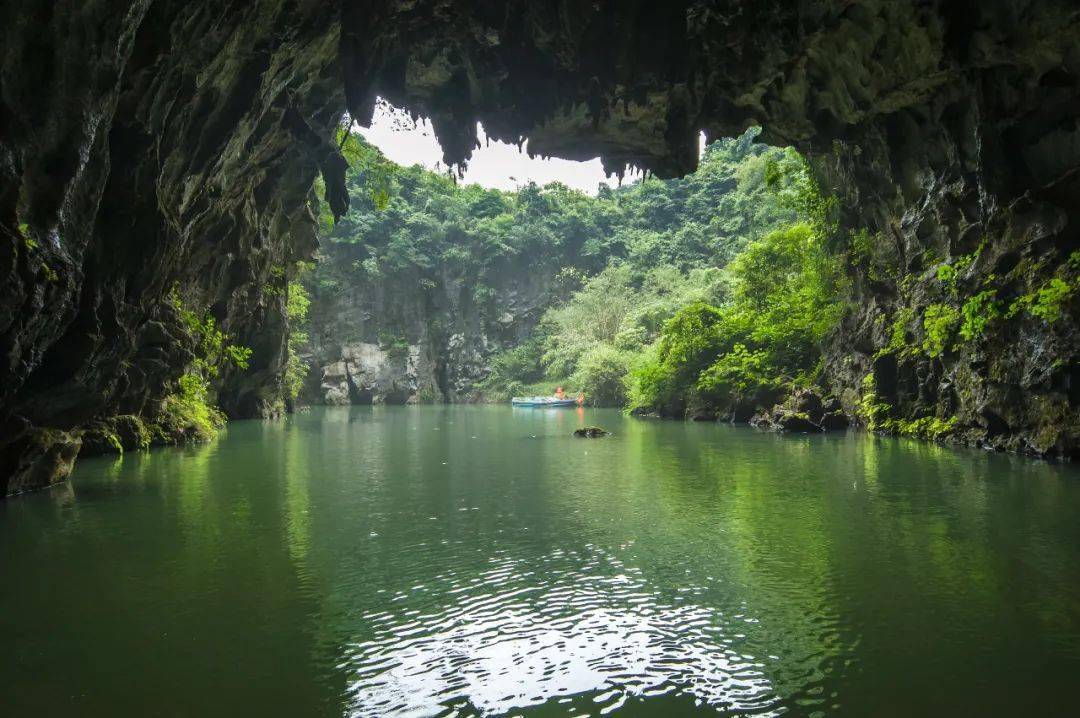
<box><xmin>479</xmin><ymin>264</ymin><xmax>726</xmax><ymax>405</ymax></box>
<box><xmin>315</xmin><ymin>128</ymin><xmax>801</xmax><ymax>287</ymax></box>
<box><xmin>308</xmin><ymin>128</ymin><xmax>817</xmax><ymax>407</ymax></box>
<box><xmin>161</xmin><ymin>290</ymin><xmax>251</xmax><ymax>441</ymax></box>
<box><xmin>308</xmin><ymin>123</ymin><xmax>1076</xmax><ymax>454</ymax></box>
<box><xmin>628</xmin><ymin>221</ymin><xmax>844</xmax><ymax>416</ymax></box>
<box><xmin>312</xmin><ymin>132</ymin><xmax>612</xmax><ymax>310</ymax></box>
<box><xmin>480</xmin><ymin>140</ymin><xmax>844</xmax><ymax>413</ymax></box>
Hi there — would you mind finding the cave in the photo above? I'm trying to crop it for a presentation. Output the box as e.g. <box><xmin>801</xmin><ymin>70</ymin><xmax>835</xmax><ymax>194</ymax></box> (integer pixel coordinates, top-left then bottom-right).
<box><xmin>2</xmin><ymin>1</ymin><xmax>1078</xmax><ymax>497</ymax></box>
<box><xmin>4</xmin><ymin>4</ymin><xmax>1080</xmax><ymax>715</ymax></box>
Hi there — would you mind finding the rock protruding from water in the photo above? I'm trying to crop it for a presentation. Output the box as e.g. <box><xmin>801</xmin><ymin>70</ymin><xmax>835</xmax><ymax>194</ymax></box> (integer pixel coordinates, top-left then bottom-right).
<box><xmin>1</xmin><ymin>424</ymin><xmax>82</xmax><ymax>496</ymax></box>
<box><xmin>750</xmin><ymin>389</ymin><xmax>850</xmax><ymax>434</ymax></box>
<box><xmin>574</xmin><ymin>426</ymin><xmax>609</xmax><ymax>438</ymax></box>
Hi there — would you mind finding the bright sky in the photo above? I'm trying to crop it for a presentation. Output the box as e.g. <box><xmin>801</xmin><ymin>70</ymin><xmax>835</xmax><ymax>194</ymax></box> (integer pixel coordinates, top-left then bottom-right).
<box><xmin>356</xmin><ymin>99</ymin><xmax>611</xmax><ymax>195</ymax></box>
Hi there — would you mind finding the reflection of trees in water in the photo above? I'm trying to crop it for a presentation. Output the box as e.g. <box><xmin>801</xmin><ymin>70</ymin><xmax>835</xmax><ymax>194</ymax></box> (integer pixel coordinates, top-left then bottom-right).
<box><xmin>32</xmin><ymin>406</ymin><xmax>1076</xmax><ymax>715</ymax></box>
<box><xmin>549</xmin><ymin>421</ymin><xmax>1080</xmax><ymax>712</ymax></box>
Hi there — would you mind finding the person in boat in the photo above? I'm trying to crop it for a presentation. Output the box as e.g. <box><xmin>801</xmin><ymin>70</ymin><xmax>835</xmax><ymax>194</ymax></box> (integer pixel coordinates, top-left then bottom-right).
<box><xmin>555</xmin><ymin>386</ymin><xmax>565</xmax><ymax>400</ymax></box>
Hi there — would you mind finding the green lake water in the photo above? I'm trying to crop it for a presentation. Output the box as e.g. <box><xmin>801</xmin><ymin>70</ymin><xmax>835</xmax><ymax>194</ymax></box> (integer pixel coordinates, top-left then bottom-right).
<box><xmin>3</xmin><ymin>405</ymin><xmax>1079</xmax><ymax>716</ymax></box>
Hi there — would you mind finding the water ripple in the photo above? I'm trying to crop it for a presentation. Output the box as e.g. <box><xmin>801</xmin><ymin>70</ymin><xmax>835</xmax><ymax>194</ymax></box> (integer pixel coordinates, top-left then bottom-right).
<box><xmin>341</xmin><ymin>546</ymin><xmax>784</xmax><ymax>717</ymax></box>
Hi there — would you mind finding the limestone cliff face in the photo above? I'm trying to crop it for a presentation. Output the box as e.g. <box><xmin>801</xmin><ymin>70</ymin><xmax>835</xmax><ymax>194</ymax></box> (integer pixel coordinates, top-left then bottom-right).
<box><xmin>318</xmin><ymin>344</ymin><xmax>422</xmax><ymax>405</ymax></box>
<box><xmin>2</xmin><ymin>1</ymin><xmax>1078</xmax><ymax>493</ymax></box>
<box><xmin>305</xmin><ymin>258</ymin><xmax>564</xmax><ymax>404</ymax></box>
<box><xmin>806</xmin><ymin>7</ymin><xmax>1080</xmax><ymax>456</ymax></box>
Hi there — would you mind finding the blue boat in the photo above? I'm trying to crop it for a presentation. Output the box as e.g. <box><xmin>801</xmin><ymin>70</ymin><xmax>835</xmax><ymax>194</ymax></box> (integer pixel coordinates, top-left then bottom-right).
<box><xmin>511</xmin><ymin>396</ymin><xmax>581</xmax><ymax>408</ymax></box>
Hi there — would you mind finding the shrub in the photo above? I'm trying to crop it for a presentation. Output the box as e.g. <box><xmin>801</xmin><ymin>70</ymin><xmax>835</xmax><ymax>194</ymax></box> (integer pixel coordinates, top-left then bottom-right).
<box><xmin>877</xmin><ymin>306</ymin><xmax>916</xmax><ymax>358</ymax></box>
<box><xmin>163</xmin><ymin>289</ymin><xmax>253</xmax><ymax>432</ymax></box>
<box><xmin>857</xmin><ymin>372</ymin><xmax>892</xmax><ymax>430</ymax></box>
<box><xmin>477</xmin><ymin>334</ymin><xmax>549</xmax><ymax>400</ymax></box>
<box><xmin>1010</xmin><ymin>277</ymin><xmax>1074</xmax><ymax>324</ymax></box>
<box><xmin>696</xmin><ymin>343</ymin><xmax>779</xmax><ymax>403</ymax></box>
<box><xmin>884</xmin><ymin>415</ymin><xmax>959</xmax><ymax>440</ymax></box>
<box><xmin>936</xmin><ymin>263</ymin><xmax>957</xmax><ymax>289</ymax></box>
<box><xmin>628</xmin><ymin>221</ymin><xmax>843</xmax><ymax>415</ymax></box>
<box><xmin>157</xmin><ymin>373</ymin><xmax>227</xmax><ymax>443</ymax></box>
<box><xmin>936</xmin><ymin>245</ymin><xmax>982</xmax><ymax>296</ymax></box>
<box><xmin>170</xmin><ymin>289</ymin><xmax>252</xmax><ymax>378</ymax></box>
<box><xmin>571</xmin><ymin>345</ymin><xmax>635</xmax><ymax>406</ymax></box>
<box><xmin>959</xmin><ymin>289</ymin><xmax>1002</xmax><ymax>341</ymax></box>
<box><xmin>921</xmin><ymin>303</ymin><xmax>959</xmax><ymax>357</ymax></box>
<box><xmin>284</xmin><ymin>266</ymin><xmax>312</xmax><ymax>400</ymax></box>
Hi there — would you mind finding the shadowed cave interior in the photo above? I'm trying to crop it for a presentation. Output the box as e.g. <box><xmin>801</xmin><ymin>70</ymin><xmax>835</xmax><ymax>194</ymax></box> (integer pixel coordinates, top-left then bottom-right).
<box><xmin>1</xmin><ymin>1</ymin><xmax>1078</xmax><ymax>496</ymax></box>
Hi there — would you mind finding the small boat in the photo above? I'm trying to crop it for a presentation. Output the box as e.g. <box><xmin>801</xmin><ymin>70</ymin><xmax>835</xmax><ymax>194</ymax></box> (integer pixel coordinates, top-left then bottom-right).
<box><xmin>511</xmin><ymin>396</ymin><xmax>582</xmax><ymax>408</ymax></box>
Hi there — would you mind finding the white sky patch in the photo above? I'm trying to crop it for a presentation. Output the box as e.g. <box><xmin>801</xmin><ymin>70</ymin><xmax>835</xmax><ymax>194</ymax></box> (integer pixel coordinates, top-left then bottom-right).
<box><xmin>355</xmin><ymin>100</ymin><xmax>606</xmax><ymax>195</ymax></box>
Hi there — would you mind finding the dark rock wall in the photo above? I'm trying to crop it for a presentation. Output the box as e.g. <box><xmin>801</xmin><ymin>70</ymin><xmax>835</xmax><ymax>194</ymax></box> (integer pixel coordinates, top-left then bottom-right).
<box><xmin>810</xmin><ymin>4</ymin><xmax>1080</xmax><ymax>456</ymax></box>
<box><xmin>1</xmin><ymin>0</ymin><xmax>345</xmax><ymax>494</ymax></box>
<box><xmin>2</xmin><ymin>1</ymin><xmax>1077</xmax><ymax>493</ymax></box>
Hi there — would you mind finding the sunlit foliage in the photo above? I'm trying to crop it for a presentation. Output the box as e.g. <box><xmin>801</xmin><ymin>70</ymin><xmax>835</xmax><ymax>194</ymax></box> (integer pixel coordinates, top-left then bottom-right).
<box><xmin>311</xmin><ymin>128</ymin><xmax>830</xmax><ymax>410</ymax></box>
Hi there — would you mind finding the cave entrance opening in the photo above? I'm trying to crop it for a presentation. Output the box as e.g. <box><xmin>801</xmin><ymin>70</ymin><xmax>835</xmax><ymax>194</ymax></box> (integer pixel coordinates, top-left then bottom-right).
<box><xmin>353</xmin><ymin>98</ymin><xmax>612</xmax><ymax>194</ymax></box>
<box><xmin>303</xmin><ymin>101</ymin><xmax>817</xmax><ymax>413</ymax></box>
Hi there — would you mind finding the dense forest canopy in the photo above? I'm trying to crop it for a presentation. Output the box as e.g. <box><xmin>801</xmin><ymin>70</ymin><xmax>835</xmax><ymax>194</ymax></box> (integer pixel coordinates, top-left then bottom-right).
<box><xmin>314</xmin><ymin>128</ymin><xmax>801</xmax><ymax>286</ymax></box>
<box><xmin>299</xmin><ymin>128</ymin><xmax>839</xmax><ymax>418</ymax></box>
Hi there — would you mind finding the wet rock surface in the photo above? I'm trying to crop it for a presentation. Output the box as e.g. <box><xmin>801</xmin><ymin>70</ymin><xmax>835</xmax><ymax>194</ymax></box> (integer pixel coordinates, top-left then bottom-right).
<box><xmin>574</xmin><ymin>426</ymin><xmax>609</xmax><ymax>438</ymax></box>
<box><xmin>1</xmin><ymin>0</ymin><xmax>344</xmax><ymax>493</ymax></box>
<box><xmin>0</xmin><ymin>419</ymin><xmax>82</xmax><ymax>496</ymax></box>
<box><xmin>80</xmin><ymin>416</ymin><xmax>151</xmax><ymax>456</ymax></box>
<box><xmin>2</xmin><ymin>1</ymin><xmax>1078</xmax><ymax>493</ymax></box>
<box><xmin>751</xmin><ymin>389</ymin><xmax>850</xmax><ymax>434</ymax></box>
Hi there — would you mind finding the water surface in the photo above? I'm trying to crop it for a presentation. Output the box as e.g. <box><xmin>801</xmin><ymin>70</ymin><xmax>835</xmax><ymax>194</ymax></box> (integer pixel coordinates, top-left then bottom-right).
<box><xmin>3</xmin><ymin>406</ymin><xmax>1079</xmax><ymax>716</ymax></box>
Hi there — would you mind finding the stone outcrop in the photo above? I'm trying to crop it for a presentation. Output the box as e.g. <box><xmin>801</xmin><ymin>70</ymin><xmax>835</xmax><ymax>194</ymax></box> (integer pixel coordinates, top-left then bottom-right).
<box><xmin>2</xmin><ymin>1</ymin><xmax>1078</xmax><ymax>494</ymax></box>
<box><xmin>305</xmin><ymin>256</ymin><xmax>567</xmax><ymax>404</ymax></box>
<box><xmin>0</xmin><ymin>421</ymin><xmax>81</xmax><ymax>496</ymax></box>
<box><xmin>319</xmin><ymin>343</ymin><xmax>422</xmax><ymax>405</ymax></box>
<box><xmin>751</xmin><ymin>389</ymin><xmax>850</xmax><ymax>434</ymax></box>
<box><xmin>80</xmin><ymin>416</ymin><xmax>152</xmax><ymax>456</ymax></box>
